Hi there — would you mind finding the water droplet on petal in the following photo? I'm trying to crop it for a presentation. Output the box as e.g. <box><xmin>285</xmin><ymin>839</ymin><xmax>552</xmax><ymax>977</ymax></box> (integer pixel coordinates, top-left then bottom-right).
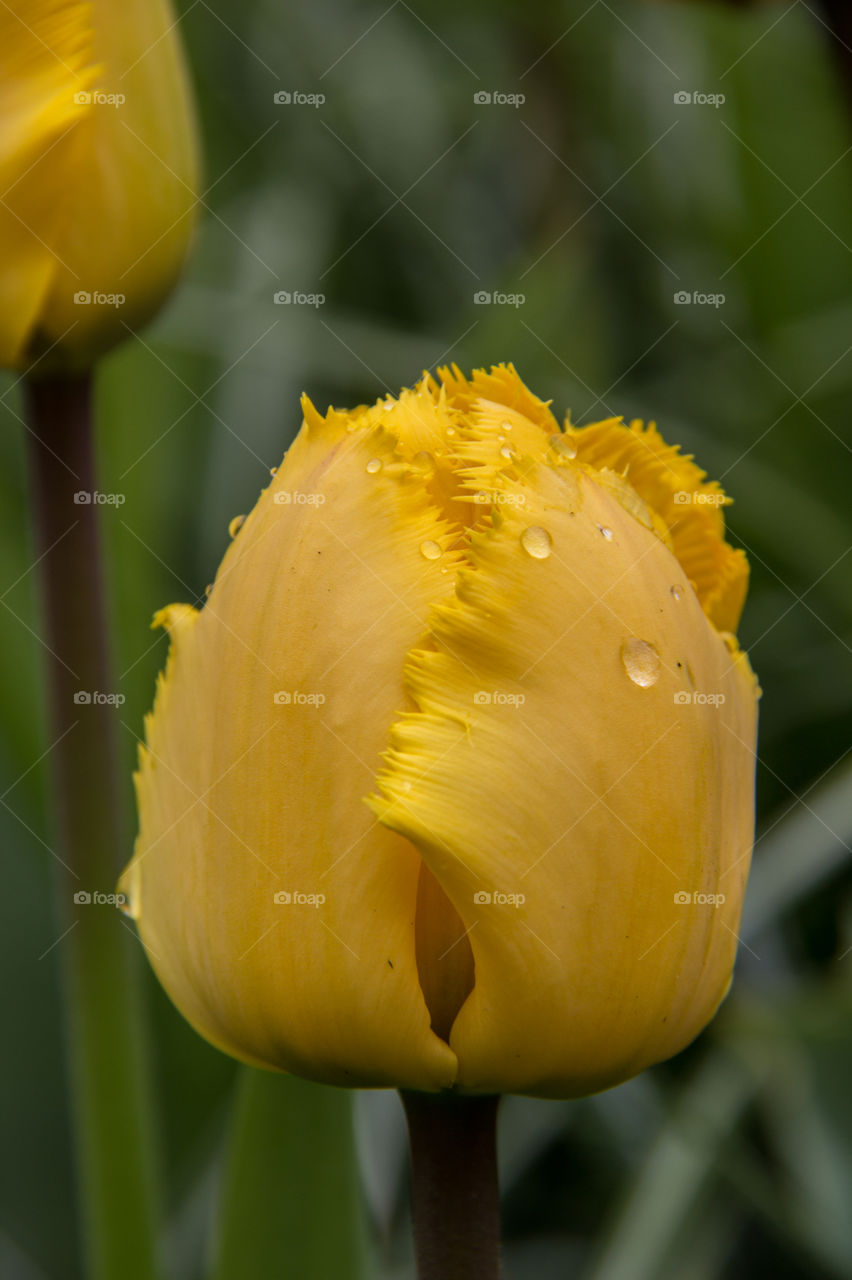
<box><xmin>501</xmin><ymin>420</ymin><xmax>513</xmax><ymax>431</ymax></box>
<box><xmin>621</xmin><ymin>638</ymin><xmax>661</xmax><ymax>688</ymax></box>
<box><xmin>597</xmin><ymin>524</ymin><xmax>613</xmax><ymax>541</ymax></box>
<box><xmin>549</xmin><ymin>434</ymin><xmax>577</xmax><ymax>459</ymax></box>
<box><xmin>420</xmin><ymin>539</ymin><xmax>442</xmax><ymax>561</ymax></box>
<box><xmin>228</xmin><ymin>515</ymin><xmax>245</xmax><ymax>538</ymax></box>
<box><xmin>118</xmin><ymin>894</ymin><xmax>135</xmax><ymax>919</ymax></box>
<box><xmin>520</xmin><ymin>526</ymin><xmax>553</xmax><ymax>559</ymax></box>
<box><xmin>383</xmin><ymin>400</ymin><xmax>395</xmax><ymax>412</ymax></box>
<box><xmin>365</xmin><ymin>457</ymin><xmax>382</xmax><ymax>474</ymax></box>
<box><xmin>412</xmin><ymin>451</ymin><xmax>434</xmax><ymax>472</ymax></box>
<box><xmin>204</xmin><ymin>583</ymin><xmax>213</xmax><ymax>597</ymax></box>
<box><xmin>269</xmin><ymin>466</ymin><xmax>278</xmax><ymax>477</ymax></box>
<box><xmin>670</xmin><ymin>584</ymin><xmax>683</xmax><ymax>601</ymax></box>
<box><xmin>499</xmin><ymin>444</ymin><xmax>514</xmax><ymax>459</ymax></box>
<box><xmin>446</xmin><ymin>426</ymin><xmax>456</xmax><ymax>437</ymax></box>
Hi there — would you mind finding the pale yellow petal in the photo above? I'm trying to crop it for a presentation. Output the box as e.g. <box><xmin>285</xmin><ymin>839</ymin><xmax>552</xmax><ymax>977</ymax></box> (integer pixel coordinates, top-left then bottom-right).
<box><xmin>124</xmin><ymin>408</ymin><xmax>466</xmax><ymax>1089</ymax></box>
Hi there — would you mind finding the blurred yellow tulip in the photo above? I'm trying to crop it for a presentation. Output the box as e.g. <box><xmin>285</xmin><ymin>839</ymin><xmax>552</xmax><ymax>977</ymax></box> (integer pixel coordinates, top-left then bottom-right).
<box><xmin>120</xmin><ymin>364</ymin><xmax>759</xmax><ymax>1098</ymax></box>
<box><xmin>0</xmin><ymin>0</ymin><xmax>199</xmax><ymax>370</ymax></box>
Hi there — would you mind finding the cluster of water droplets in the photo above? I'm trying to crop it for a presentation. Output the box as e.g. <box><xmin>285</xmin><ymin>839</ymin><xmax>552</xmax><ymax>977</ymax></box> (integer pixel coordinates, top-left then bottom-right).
<box><xmin>357</xmin><ymin>421</ymin><xmax>693</xmax><ymax>695</ymax></box>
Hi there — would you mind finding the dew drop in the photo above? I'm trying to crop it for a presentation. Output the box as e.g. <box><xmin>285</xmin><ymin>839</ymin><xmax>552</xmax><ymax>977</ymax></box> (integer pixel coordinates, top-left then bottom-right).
<box><xmin>269</xmin><ymin>466</ymin><xmax>278</xmax><ymax>477</ymax></box>
<box><xmin>420</xmin><ymin>539</ymin><xmax>442</xmax><ymax>561</ymax></box>
<box><xmin>228</xmin><ymin>514</ymin><xmax>245</xmax><ymax>538</ymax></box>
<box><xmin>118</xmin><ymin>895</ymin><xmax>135</xmax><ymax>919</ymax></box>
<box><xmin>383</xmin><ymin>400</ymin><xmax>395</xmax><ymax>412</ymax></box>
<box><xmin>499</xmin><ymin>444</ymin><xmax>514</xmax><ymax>459</ymax></box>
<box><xmin>520</xmin><ymin>525</ymin><xmax>553</xmax><ymax>560</ymax></box>
<box><xmin>204</xmin><ymin>583</ymin><xmax>213</xmax><ymax>597</ymax></box>
<box><xmin>365</xmin><ymin>457</ymin><xmax>382</xmax><ymax>474</ymax></box>
<box><xmin>446</xmin><ymin>426</ymin><xmax>456</xmax><ymax>437</ymax></box>
<box><xmin>549</xmin><ymin>434</ymin><xmax>577</xmax><ymax>459</ymax></box>
<box><xmin>597</xmin><ymin>524</ymin><xmax>613</xmax><ymax>541</ymax></box>
<box><xmin>412</xmin><ymin>451</ymin><xmax>434</xmax><ymax>472</ymax></box>
<box><xmin>621</xmin><ymin>638</ymin><xmax>661</xmax><ymax>688</ymax></box>
<box><xmin>501</xmin><ymin>420</ymin><xmax>513</xmax><ymax>431</ymax></box>
<box><xmin>670</xmin><ymin>584</ymin><xmax>684</xmax><ymax>601</ymax></box>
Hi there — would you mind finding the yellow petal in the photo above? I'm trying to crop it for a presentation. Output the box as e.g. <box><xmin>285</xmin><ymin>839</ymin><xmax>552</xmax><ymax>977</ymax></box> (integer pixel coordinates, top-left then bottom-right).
<box><xmin>370</xmin><ymin>453</ymin><xmax>758</xmax><ymax>1097</ymax></box>
<box><xmin>0</xmin><ymin>1</ymin><xmax>97</xmax><ymax>365</ymax></box>
<box><xmin>123</xmin><ymin>408</ymin><xmax>467</xmax><ymax>1089</ymax></box>
<box><xmin>438</xmin><ymin>361</ymin><xmax>561</xmax><ymax>436</ymax></box>
<box><xmin>0</xmin><ymin>0</ymin><xmax>199</xmax><ymax>370</ymax></box>
<box><xmin>569</xmin><ymin>417</ymin><xmax>749</xmax><ymax>632</ymax></box>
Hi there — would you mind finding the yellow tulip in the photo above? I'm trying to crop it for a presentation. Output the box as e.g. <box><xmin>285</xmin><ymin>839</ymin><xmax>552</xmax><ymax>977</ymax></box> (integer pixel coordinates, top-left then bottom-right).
<box><xmin>0</xmin><ymin>0</ymin><xmax>199</xmax><ymax>370</ymax></box>
<box><xmin>119</xmin><ymin>364</ymin><xmax>759</xmax><ymax>1098</ymax></box>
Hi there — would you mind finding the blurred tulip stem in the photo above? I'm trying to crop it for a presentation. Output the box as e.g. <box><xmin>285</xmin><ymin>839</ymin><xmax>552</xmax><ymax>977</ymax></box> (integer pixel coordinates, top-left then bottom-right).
<box><xmin>815</xmin><ymin>1</ymin><xmax>852</xmax><ymax>114</ymax></box>
<box><xmin>25</xmin><ymin>372</ymin><xmax>161</xmax><ymax>1280</ymax></box>
<box><xmin>401</xmin><ymin>1090</ymin><xmax>501</xmax><ymax>1280</ymax></box>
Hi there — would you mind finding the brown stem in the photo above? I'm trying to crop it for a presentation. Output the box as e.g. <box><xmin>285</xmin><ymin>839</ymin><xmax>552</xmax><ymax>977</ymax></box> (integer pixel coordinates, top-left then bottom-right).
<box><xmin>400</xmin><ymin>1090</ymin><xmax>501</xmax><ymax>1280</ymax></box>
<box><xmin>25</xmin><ymin>373</ymin><xmax>160</xmax><ymax>1280</ymax></box>
<box><xmin>815</xmin><ymin>0</ymin><xmax>852</xmax><ymax>116</ymax></box>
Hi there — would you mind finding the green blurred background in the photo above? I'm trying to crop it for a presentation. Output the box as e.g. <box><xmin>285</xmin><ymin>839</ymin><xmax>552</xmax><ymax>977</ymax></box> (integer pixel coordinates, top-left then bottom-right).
<box><xmin>2</xmin><ymin>1</ymin><xmax>851</xmax><ymax>1276</ymax></box>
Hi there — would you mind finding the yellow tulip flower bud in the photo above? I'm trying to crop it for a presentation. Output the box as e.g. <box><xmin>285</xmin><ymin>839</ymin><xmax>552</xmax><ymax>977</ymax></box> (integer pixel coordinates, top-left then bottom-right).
<box><xmin>0</xmin><ymin>0</ymin><xmax>199</xmax><ymax>371</ymax></box>
<box><xmin>120</xmin><ymin>364</ymin><xmax>759</xmax><ymax>1098</ymax></box>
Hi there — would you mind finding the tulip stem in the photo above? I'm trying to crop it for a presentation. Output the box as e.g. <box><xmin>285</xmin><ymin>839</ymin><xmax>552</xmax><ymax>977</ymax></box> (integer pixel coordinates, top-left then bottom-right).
<box><xmin>400</xmin><ymin>1090</ymin><xmax>502</xmax><ymax>1280</ymax></box>
<box><xmin>25</xmin><ymin>372</ymin><xmax>161</xmax><ymax>1280</ymax></box>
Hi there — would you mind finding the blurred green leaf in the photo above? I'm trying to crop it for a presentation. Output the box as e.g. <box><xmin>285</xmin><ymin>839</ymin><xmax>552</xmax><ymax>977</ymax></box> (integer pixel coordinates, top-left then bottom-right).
<box><xmin>212</xmin><ymin>1069</ymin><xmax>369</xmax><ymax>1280</ymax></box>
